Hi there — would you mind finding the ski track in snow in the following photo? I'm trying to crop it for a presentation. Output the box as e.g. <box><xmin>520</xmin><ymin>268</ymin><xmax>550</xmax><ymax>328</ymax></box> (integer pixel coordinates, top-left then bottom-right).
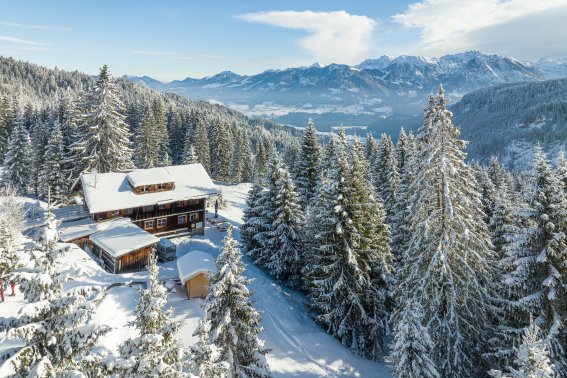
<box><xmin>0</xmin><ymin>182</ymin><xmax>392</xmax><ymax>377</ymax></box>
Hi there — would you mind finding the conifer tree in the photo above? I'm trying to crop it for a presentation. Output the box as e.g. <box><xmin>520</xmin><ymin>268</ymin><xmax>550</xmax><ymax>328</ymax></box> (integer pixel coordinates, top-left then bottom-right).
<box><xmin>152</xmin><ymin>99</ymin><xmax>171</xmax><ymax>166</ymax></box>
<box><xmin>70</xmin><ymin>65</ymin><xmax>133</xmax><ymax>175</ymax></box>
<box><xmin>391</xmin><ymin>299</ymin><xmax>440</xmax><ymax>378</ymax></box>
<box><xmin>506</xmin><ymin>146</ymin><xmax>567</xmax><ymax>376</ymax></box>
<box><xmin>555</xmin><ymin>149</ymin><xmax>567</xmax><ymax>192</ymax></box>
<box><xmin>210</xmin><ymin>121</ymin><xmax>232</xmax><ymax>181</ymax></box>
<box><xmin>39</xmin><ymin>121</ymin><xmax>66</xmax><ymax>203</ymax></box>
<box><xmin>193</xmin><ymin>228</ymin><xmax>270</xmax><ymax>377</ymax></box>
<box><xmin>0</xmin><ymin>95</ymin><xmax>13</xmax><ymax>159</ymax></box>
<box><xmin>241</xmin><ymin>183</ymin><xmax>266</xmax><ymax>254</ymax></box>
<box><xmin>395</xmin><ymin>127</ymin><xmax>409</xmax><ymax>175</ymax></box>
<box><xmin>365</xmin><ymin>133</ymin><xmax>379</xmax><ymax>164</ymax></box>
<box><xmin>488</xmin><ymin>156</ymin><xmax>504</xmax><ymax>189</ymax></box>
<box><xmin>0</xmin><ymin>187</ymin><xmax>24</xmax><ymax>294</ymax></box>
<box><xmin>2</xmin><ymin>115</ymin><xmax>31</xmax><ymax>193</ymax></box>
<box><xmin>30</xmin><ymin>117</ymin><xmax>49</xmax><ymax>197</ymax></box>
<box><xmin>304</xmin><ymin>130</ymin><xmax>393</xmax><ymax>360</ymax></box>
<box><xmin>489</xmin><ymin>321</ymin><xmax>555</xmax><ymax>378</ymax></box>
<box><xmin>183</xmin><ymin>144</ymin><xmax>199</xmax><ymax>165</ymax></box>
<box><xmin>194</xmin><ymin>119</ymin><xmax>211</xmax><ymax>173</ymax></box>
<box><xmin>255</xmin><ymin>137</ymin><xmax>268</xmax><ymax>184</ymax></box>
<box><xmin>240</xmin><ymin>131</ymin><xmax>254</xmax><ymax>183</ymax></box>
<box><xmin>265</xmin><ymin>165</ymin><xmax>304</xmax><ymax>289</ymax></box>
<box><xmin>1</xmin><ymin>215</ymin><xmax>110</xmax><ymax>376</ymax></box>
<box><xmin>395</xmin><ymin>88</ymin><xmax>496</xmax><ymax>377</ymax></box>
<box><xmin>294</xmin><ymin>118</ymin><xmax>321</xmax><ymax>206</ymax></box>
<box><xmin>372</xmin><ymin>134</ymin><xmax>399</xmax><ymax>223</ymax></box>
<box><xmin>134</xmin><ymin>106</ymin><xmax>158</xmax><ymax>168</ymax></box>
<box><xmin>118</xmin><ymin>254</ymin><xmax>188</xmax><ymax>377</ymax></box>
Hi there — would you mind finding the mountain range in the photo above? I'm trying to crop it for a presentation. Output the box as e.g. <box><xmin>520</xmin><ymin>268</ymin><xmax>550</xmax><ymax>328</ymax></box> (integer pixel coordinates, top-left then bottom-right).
<box><xmin>125</xmin><ymin>51</ymin><xmax>567</xmax><ymax>133</ymax></box>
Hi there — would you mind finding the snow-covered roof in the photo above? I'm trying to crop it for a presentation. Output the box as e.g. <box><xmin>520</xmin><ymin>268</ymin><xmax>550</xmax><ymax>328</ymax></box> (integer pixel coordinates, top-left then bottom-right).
<box><xmin>90</xmin><ymin>222</ymin><xmax>158</xmax><ymax>258</ymax></box>
<box><xmin>126</xmin><ymin>167</ymin><xmax>174</xmax><ymax>187</ymax></box>
<box><xmin>80</xmin><ymin>164</ymin><xmax>217</xmax><ymax>214</ymax></box>
<box><xmin>159</xmin><ymin>238</ymin><xmax>176</xmax><ymax>248</ymax></box>
<box><xmin>177</xmin><ymin>251</ymin><xmax>216</xmax><ymax>283</ymax></box>
<box><xmin>59</xmin><ymin>217</ymin><xmax>132</xmax><ymax>242</ymax></box>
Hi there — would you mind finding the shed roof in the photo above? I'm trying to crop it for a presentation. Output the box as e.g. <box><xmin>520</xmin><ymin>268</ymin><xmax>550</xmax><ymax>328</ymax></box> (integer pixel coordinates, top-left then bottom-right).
<box><xmin>177</xmin><ymin>251</ymin><xmax>216</xmax><ymax>283</ymax></box>
<box><xmin>90</xmin><ymin>222</ymin><xmax>158</xmax><ymax>258</ymax></box>
<box><xmin>80</xmin><ymin>164</ymin><xmax>217</xmax><ymax>214</ymax></box>
<box><xmin>59</xmin><ymin>217</ymin><xmax>132</xmax><ymax>242</ymax></box>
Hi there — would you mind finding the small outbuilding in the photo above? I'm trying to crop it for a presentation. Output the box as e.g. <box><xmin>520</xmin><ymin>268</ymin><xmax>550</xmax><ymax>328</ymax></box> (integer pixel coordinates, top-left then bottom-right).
<box><xmin>157</xmin><ymin>238</ymin><xmax>177</xmax><ymax>262</ymax></box>
<box><xmin>177</xmin><ymin>251</ymin><xmax>216</xmax><ymax>299</ymax></box>
<box><xmin>90</xmin><ymin>222</ymin><xmax>159</xmax><ymax>274</ymax></box>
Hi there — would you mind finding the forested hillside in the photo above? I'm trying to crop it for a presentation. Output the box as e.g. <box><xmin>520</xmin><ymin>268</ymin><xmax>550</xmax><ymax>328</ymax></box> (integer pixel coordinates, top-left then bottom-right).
<box><xmin>452</xmin><ymin>78</ymin><xmax>567</xmax><ymax>168</ymax></box>
<box><xmin>0</xmin><ymin>56</ymin><xmax>300</xmax><ymax>202</ymax></box>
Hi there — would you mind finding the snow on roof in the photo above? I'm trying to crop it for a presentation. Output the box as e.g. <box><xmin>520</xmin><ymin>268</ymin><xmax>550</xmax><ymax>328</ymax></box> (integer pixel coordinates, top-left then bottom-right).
<box><xmin>80</xmin><ymin>164</ymin><xmax>217</xmax><ymax>214</ymax></box>
<box><xmin>126</xmin><ymin>167</ymin><xmax>174</xmax><ymax>188</ymax></box>
<box><xmin>59</xmin><ymin>217</ymin><xmax>132</xmax><ymax>242</ymax></box>
<box><xmin>90</xmin><ymin>222</ymin><xmax>158</xmax><ymax>258</ymax></box>
<box><xmin>159</xmin><ymin>238</ymin><xmax>176</xmax><ymax>248</ymax></box>
<box><xmin>177</xmin><ymin>251</ymin><xmax>216</xmax><ymax>283</ymax></box>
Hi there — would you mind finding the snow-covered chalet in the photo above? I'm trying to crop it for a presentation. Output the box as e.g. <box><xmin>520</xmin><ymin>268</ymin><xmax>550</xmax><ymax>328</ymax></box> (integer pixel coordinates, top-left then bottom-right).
<box><xmin>64</xmin><ymin>164</ymin><xmax>217</xmax><ymax>274</ymax></box>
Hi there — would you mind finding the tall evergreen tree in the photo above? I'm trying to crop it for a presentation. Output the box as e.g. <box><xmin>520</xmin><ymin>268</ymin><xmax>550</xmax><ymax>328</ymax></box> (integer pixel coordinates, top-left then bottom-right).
<box><xmin>134</xmin><ymin>105</ymin><xmax>158</xmax><ymax>168</ymax></box>
<box><xmin>210</xmin><ymin>121</ymin><xmax>232</xmax><ymax>181</ymax></box>
<box><xmin>194</xmin><ymin>119</ymin><xmax>211</xmax><ymax>173</ymax></box>
<box><xmin>294</xmin><ymin>118</ymin><xmax>321</xmax><ymax>206</ymax></box>
<box><xmin>39</xmin><ymin>121</ymin><xmax>66</xmax><ymax>203</ymax></box>
<box><xmin>241</xmin><ymin>183</ymin><xmax>266</xmax><ymax>254</ymax></box>
<box><xmin>118</xmin><ymin>254</ymin><xmax>188</xmax><ymax>377</ymax></box>
<box><xmin>152</xmin><ymin>99</ymin><xmax>171</xmax><ymax>166</ymax></box>
<box><xmin>372</xmin><ymin>134</ymin><xmax>399</xmax><ymax>223</ymax></box>
<box><xmin>506</xmin><ymin>146</ymin><xmax>567</xmax><ymax>376</ymax></box>
<box><xmin>70</xmin><ymin>65</ymin><xmax>133</xmax><ymax>176</ymax></box>
<box><xmin>2</xmin><ymin>115</ymin><xmax>31</xmax><ymax>193</ymax></box>
<box><xmin>255</xmin><ymin>137</ymin><xmax>268</xmax><ymax>184</ymax></box>
<box><xmin>193</xmin><ymin>229</ymin><xmax>270</xmax><ymax>377</ymax></box>
<box><xmin>395</xmin><ymin>88</ymin><xmax>496</xmax><ymax>377</ymax></box>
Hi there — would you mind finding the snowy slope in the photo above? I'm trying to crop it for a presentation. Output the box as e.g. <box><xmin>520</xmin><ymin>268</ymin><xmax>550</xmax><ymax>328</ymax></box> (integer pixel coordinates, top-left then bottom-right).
<box><xmin>0</xmin><ymin>183</ymin><xmax>392</xmax><ymax>377</ymax></box>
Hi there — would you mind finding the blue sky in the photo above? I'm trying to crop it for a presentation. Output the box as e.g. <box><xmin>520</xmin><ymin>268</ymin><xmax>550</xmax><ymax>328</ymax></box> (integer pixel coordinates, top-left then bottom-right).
<box><xmin>1</xmin><ymin>0</ymin><xmax>566</xmax><ymax>81</ymax></box>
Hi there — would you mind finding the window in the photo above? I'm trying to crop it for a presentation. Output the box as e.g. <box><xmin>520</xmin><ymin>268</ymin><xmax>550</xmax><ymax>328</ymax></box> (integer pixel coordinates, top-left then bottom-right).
<box><xmin>111</xmin><ymin>210</ymin><xmax>120</xmax><ymax>217</ymax></box>
<box><xmin>144</xmin><ymin>220</ymin><xmax>154</xmax><ymax>230</ymax></box>
<box><xmin>178</xmin><ymin>215</ymin><xmax>187</xmax><ymax>224</ymax></box>
<box><xmin>141</xmin><ymin>186</ymin><xmax>149</xmax><ymax>193</ymax></box>
<box><xmin>143</xmin><ymin>205</ymin><xmax>154</xmax><ymax>212</ymax></box>
<box><xmin>157</xmin><ymin>218</ymin><xmax>167</xmax><ymax>228</ymax></box>
<box><xmin>121</xmin><ymin>208</ymin><xmax>133</xmax><ymax>215</ymax></box>
<box><xmin>158</xmin><ymin>203</ymin><xmax>170</xmax><ymax>210</ymax></box>
<box><xmin>189</xmin><ymin>213</ymin><xmax>197</xmax><ymax>221</ymax></box>
<box><xmin>157</xmin><ymin>184</ymin><xmax>163</xmax><ymax>190</ymax></box>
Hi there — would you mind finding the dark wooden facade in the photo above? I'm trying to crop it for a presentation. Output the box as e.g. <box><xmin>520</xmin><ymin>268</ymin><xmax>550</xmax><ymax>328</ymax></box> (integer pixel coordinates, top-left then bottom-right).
<box><xmin>92</xmin><ymin>242</ymin><xmax>155</xmax><ymax>274</ymax></box>
<box><xmin>93</xmin><ymin>198</ymin><xmax>206</xmax><ymax>236</ymax></box>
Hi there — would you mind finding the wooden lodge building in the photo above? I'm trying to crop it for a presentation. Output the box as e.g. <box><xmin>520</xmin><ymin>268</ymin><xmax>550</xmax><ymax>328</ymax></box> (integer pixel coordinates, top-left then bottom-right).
<box><xmin>65</xmin><ymin>164</ymin><xmax>218</xmax><ymax>274</ymax></box>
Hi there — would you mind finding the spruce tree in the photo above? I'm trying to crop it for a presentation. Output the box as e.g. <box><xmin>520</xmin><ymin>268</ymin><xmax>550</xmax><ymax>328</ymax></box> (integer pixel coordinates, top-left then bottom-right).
<box><xmin>0</xmin><ymin>187</ymin><xmax>24</xmax><ymax>294</ymax></box>
<box><xmin>506</xmin><ymin>146</ymin><xmax>567</xmax><ymax>376</ymax></box>
<box><xmin>118</xmin><ymin>254</ymin><xmax>188</xmax><ymax>377</ymax></box>
<box><xmin>240</xmin><ymin>131</ymin><xmax>254</xmax><ymax>183</ymax></box>
<box><xmin>0</xmin><ymin>95</ymin><xmax>13</xmax><ymax>159</ymax></box>
<box><xmin>152</xmin><ymin>99</ymin><xmax>171</xmax><ymax>166</ymax></box>
<box><xmin>70</xmin><ymin>65</ymin><xmax>133</xmax><ymax>175</ymax></box>
<box><xmin>39</xmin><ymin>121</ymin><xmax>66</xmax><ymax>203</ymax></box>
<box><xmin>134</xmin><ymin>106</ymin><xmax>158</xmax><ymax>168</ymax></box>
<box><xmin>193</xmin><ymin>228</ymin><xmax>270</xmax><ymax>377</ymax></box>
<box><xmin>372</xmin><ymin>134</ymin><xmax>399</xmax><ymax>223</ymax></box>
<box><xmin>294</xmin><ymin>118</ymin><xmax>321</xmax><ymax>206</ymax></box>
<box><xmin>194</xmin><ymin>119</ymin><xmax>211</xmax><ymax>173</ymax></box>
<box><xmin>391</xmin><ymin>299</ymin><xmax>440</xmax><ymax>378</ymax></box>
<box><xmin>255</xmin><ymin>137</ymin><xmax>268</xmax><ymax>184</ymax></box>
<box><xmin>304</xmin><ymin>130</ymin><xmax>393</xmax><ymax>360</ymax></box>
<box><xmin>395</xmin><ymin>88</ymin><xmax>496</xmax><ymax>377</ymax></box>
<box><xmin>2</xmin><ymin>115</ymin><xmax>31</xmax><ymax>194</ymax></box>
<box><xmin>265</xmin><ymin>165</ymin><xmax>304</xmax><ymax>289</ymax></box>
<box><xmin>210</xmin><ymin>121</ymin><xmax>232</xmax><ymax>181</ymax></box>
<box><xmin>395</xmin><ymin>127</ymin><xmax>409</xmax><ymax>175</ymax></box>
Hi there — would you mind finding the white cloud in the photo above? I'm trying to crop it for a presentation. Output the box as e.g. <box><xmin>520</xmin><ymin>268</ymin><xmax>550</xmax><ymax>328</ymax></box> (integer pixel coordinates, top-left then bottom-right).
<box><xmin>392</xmin><ymin>0</ymin><xmax>567</xmax><ymax>58</ymax></box>
<box><xmin>1</xmin><ymin>21</ymin><xmax>69</xmax><ymax>31</ymax></box>
<box><xmin>237</xmin><ymin>10</ymin><xmax>377</xmax><ymax>65</ymax></box>
<box><xmin>0</xmin><ymin>35</ymin><xmax>47</xmax><ymax>46</ymax></box>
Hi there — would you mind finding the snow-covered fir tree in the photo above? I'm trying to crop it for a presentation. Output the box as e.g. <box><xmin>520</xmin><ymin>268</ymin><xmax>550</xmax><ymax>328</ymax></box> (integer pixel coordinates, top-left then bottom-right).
<box><xmin>152</xmin><ymin>99</ymin><xmax>171</xmax><ymax>166</ymax></box>
<box><xmin>190</xmin><ymin>319</ymin><xmax>229</xmax><ymax>378</ymax></box>
<box><xmin>0</xmin><ymin>187</ymin><xmax>24</xmax><ymax>293</ymax></box>
<box><xmin>118</xmin><ymin>253</ymin><xmax>188</xmax><ymax>377</ymax></box>
<box><xmin>241</xmin><ymin>183</ymin><xmax>266</xmax><ymax>257</ymax></box>
<box><xmin>365</xmin><ymin>133</ymin><xmax>379</xmax><ymax>164</ymax></box>
<box><xmin>490</xmin><ymin>320</ymin><xmax>555</xmax><ymax>378</ymax></box>
<box><xmin>254</xmin><ymin>137</ymin><xmax>268</xmax><ymax>184</ymax></box>
<box><xmin>391</xmin><ymin>299</ymin><xmax>440</xmax><ymax>378</ymax></box>
<box><xmin>30</xmin><ymin>116</ymin><xmax>49</xmax><ymax>197</ymax></box>
<box><xmin>239</xmin><ymin>131</ymin><xmax>254</xmax><ymax>183</ymax></box>
<box><xmin>555</xmin><ymin>149</ymin><xmax>567</xmax><ymax>192</ymax></box>
<box><xmin>303</xmin><ymin>129</ymin><xmax>393</xmax><ymax>360</ymax></box>
<box><xmin>395</xmin><ymin>87</ymin><xmax>496</xmax><ymax>377</ymax></box>
<box><xmin>505</xmin><ymin>145</ymin><xmax>567</xmax><ymax>377</ymax></box>
<box><xmin>0</xmin><ymin>95</ymin><xmax>14</xmax><ymax>159</ymax></box>
<box><xmin>70</xmin><ymin>65</ymin><xmax>133</xmax><ymax>176</ymax></box>
<box><xmin>2</xmin><ymin>115</ymin><xmax>31</xmax><ymax>193</ymax></box>
<box><xmin>195</xmin><ymin>119</ymin><xmax>211</xmax><ymax>173</ymax></box>
<box><xmin>39</xmin><ymin>121</ymin><xmax>66</xmax><ymax>203</ymax></box>
<box><xmin>265</xmin><ymin>164</ymin><xmax>304</xmax><ymax>289</ymax></box>
<box><xmin>372</xmin><ymin>134</ymin><xmax>399</xmax><ymax>223</ymax></box>
<box><xmin>192</xmin><ymin>228</ymin><xmax>270</xmax><ymax>377</ymax></box>
<box><xmin>294</xmin><ymin>118</ymin><xmax>321</xmax><ymax>206</ymax></box>
<box><xmin>183</xmin><ymin>143</ymin><xmax>199</xmax><ymax>165</ymax></box>
<box><xmin>395</xmin><ymin>127</ymin><xmax>409</xmax><ymax>175</ymax></box>
<box><xmin>211</xmin><ymin>121</ymin><xmax>232</xmax><ymax>182</ymax></box>
<box><xmin>134</xmin><ymin>105</ymin><xmax>158</xmax><ymax>168</ymax></box>
<box><xmin>1</xmin><ymin>215</ymin><xmax>110</xmax><ymax>376</ymax></box>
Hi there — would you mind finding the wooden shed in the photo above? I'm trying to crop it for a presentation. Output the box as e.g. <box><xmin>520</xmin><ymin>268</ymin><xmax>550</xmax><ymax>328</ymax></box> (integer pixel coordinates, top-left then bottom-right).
<box><xmin>90</xmin><ymin>222</ymin><xmax>159</xmax><ymax>274</ymax></box>
<box><xmin>177</xmin><ymin>251</ymin><xmax>216</xmax><ymax>299</ymax></box>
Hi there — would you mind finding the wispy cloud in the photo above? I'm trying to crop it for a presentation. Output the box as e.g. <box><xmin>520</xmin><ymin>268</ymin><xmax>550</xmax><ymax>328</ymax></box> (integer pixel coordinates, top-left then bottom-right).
<box><xmin>0</xmin><ymin>34</ymin><xmax>48</xmax><ymax>46</ymax></box>
<box><xmin>392</xmin><ymin>0</ymin><xmax>567</xmax><ymax>58</ymax></box>
<box><xmin>237</xmin><ymin>10</ymin><xmax>377</xmax><ymax>65</ymax></box>
<box><xmin>1</xmin><ymin>21</ymin><xmax>69</xmax><ymax>31</ymax></box>
<box><xmin>130</xmin><ymin>50</ymin><xmax>173</xmax><ymax>56</ymax></box>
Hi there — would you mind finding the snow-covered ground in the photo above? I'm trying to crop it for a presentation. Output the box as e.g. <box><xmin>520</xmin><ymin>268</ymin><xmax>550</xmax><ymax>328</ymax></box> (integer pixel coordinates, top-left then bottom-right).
<box><xmin>0</xmin><ymin>183</ymin><xmax>392</xmax><ymax>377</ymax></box>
